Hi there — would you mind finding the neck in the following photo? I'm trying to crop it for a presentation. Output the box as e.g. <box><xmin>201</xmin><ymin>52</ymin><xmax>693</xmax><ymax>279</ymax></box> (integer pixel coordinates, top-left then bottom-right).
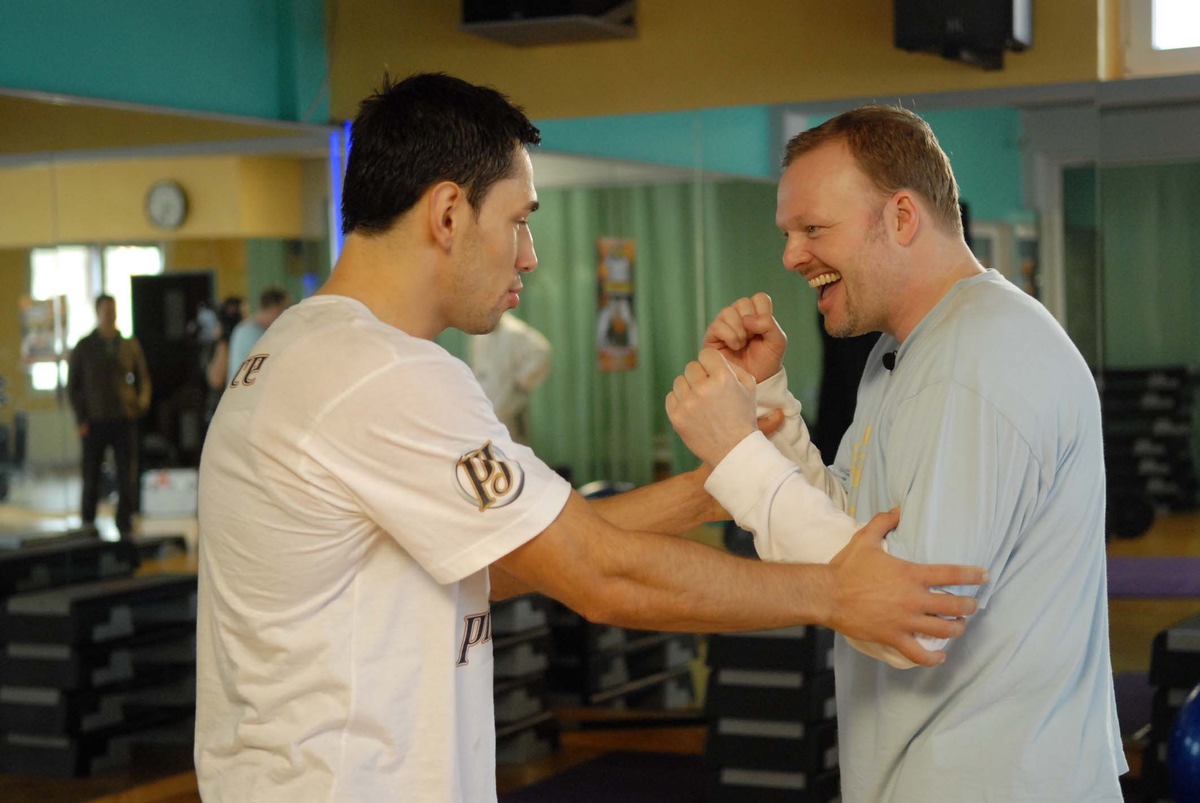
<box><xmin>890</xmin><ymin>238</ymin><xmax>983</xmax><ymax>344</ymax></box>
<box><xmin>316</xmin><ymin>230</ymin><xmax>443</xmax><ymax>340</ymax></box>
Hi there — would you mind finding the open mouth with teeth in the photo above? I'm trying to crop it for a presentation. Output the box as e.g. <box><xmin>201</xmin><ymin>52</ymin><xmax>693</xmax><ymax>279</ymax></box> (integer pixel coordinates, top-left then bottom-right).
<box><xmin>808</xmin><ymin>271</ymin><xmax>842</xmax><ymax>299</ymax></box>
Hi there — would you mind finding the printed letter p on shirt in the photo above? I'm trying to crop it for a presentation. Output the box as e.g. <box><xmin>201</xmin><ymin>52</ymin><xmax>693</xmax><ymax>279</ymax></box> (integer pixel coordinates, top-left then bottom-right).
<box><xmin>457</xmin><ymin>610</ymin><xmax>492</xmax><ymax>666</ymax></box>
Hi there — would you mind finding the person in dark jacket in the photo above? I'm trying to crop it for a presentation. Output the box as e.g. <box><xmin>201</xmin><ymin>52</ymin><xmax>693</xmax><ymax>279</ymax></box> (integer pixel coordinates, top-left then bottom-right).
<box><xmin>67</xmin><ymin>294</ymin><xmax>152</xmax><ymax>539</ymax></box>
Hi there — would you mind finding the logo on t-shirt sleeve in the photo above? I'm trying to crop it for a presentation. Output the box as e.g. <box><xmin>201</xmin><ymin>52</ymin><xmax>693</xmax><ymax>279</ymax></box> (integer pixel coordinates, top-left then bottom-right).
<box><xmin>455</xmin><ymin>441</ymin><xmax>525</xmax><ymax>511</ymax></box>
<box><xmin>229</xmin><ymin>353</ymin><xmax>269</xmax><ymax>388</ymax></box>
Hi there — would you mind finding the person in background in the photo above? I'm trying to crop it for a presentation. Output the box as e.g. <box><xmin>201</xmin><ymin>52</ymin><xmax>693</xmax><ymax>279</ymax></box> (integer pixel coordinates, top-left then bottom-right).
<box><xmin>67</xmin><ymin>294</ymin><xmax>152</xmax><ymax>540</ymax></box>
<box><xmin>205</xmin><ymin>296</ymin><xmax>247</xmax><ymax>395</ymax></box>
<box><xmin>225</xmin><ymin>286</ymin><xmax>291</xmax><ymax>385</ymax></box>
<box><xmin>468</xmin><ymin>312</ymin><xmax>551</xmax><ymax>444</ymax></box>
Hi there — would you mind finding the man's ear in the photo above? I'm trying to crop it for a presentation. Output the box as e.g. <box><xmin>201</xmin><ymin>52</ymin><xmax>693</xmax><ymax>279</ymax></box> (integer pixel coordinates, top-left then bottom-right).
<box><xmin>428</xmin><ymin>181</ymin><xmax>466</xmax><ymax>252</ymax></box>
<box><xmin>891</xmin><ymin>191</ymin><xmax>920</xmax><ymax>247</ymax></box>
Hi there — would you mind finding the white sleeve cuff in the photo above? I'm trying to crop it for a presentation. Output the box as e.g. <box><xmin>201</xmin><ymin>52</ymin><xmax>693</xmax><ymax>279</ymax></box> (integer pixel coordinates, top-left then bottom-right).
<box><xmin>705</xmin><ymin>431</ymin><xmax>798</xmax><ymax>524</ymax></box>
<box><xmin>754</xmin><ymin>369</ymin><xmax>800</xmax><ymax>419</ymax></box>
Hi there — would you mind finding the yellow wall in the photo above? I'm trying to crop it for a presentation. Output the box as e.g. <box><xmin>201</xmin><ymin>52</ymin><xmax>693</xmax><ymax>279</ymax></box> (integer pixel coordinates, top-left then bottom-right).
<box><xmin>165</xmin><ymin>239</ymin><xmax>251</xmax><ymax>303</ymax></box>
<box><xmin>0</xmin><ymin>155</ymin><xmax>318</xmax><ymax>249</ymax></box>
<box><xmin>330</xmin><ymin>0</ymin><xmax>1101</xmax><ymax>121</ymax></box>
<box><xmin>0</xmin><ymin>166</ymin><xmax>56</xmax><ymax>247</ymax></box>
<box><xmin>1102</xmin><ymin>0</ymin><xmax>1124</xmax><ymax>79</ymax></box>
<box><xmin>237</xmin><ymin>158</ymin><xmax>305</xmax><ymax>238</ymax></box>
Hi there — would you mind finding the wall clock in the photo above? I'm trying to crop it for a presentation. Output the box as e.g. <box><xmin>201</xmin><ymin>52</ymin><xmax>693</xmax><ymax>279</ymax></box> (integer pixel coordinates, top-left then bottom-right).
<box><xmin>145</xmin><ymin>180</ymin><xmax>188</xmax><ymax>229</ymax></box>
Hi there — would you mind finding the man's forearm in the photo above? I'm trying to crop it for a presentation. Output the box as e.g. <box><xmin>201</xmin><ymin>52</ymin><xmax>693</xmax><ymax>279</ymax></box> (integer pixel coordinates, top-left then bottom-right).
<box><xmin>588</xmin><ymin>467</ymin><xmax>725</xmax><ymax>535</ymax></box>
<box><xmin>511</xmin><ymin>505</ymin><xmax>838</xmax><ymax>633</ymax></box>
<box><xmin>497</xmin><ymin>494</ymin><xmax>982</xmax><ymax>666</ymax></box>
<box><xmin>755</xmin><ymin>370</ymin><xmax>848</xmax><ymax>507</ymax></box>
<box><xmin>489</xmin><ymin>565</ymin><xmax>535</xmax><ymax>601</ymax></box>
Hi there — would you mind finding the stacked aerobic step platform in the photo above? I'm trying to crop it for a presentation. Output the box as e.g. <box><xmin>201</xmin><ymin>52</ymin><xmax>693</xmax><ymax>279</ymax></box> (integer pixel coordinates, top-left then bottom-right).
<box><xmin>0</xmin><ymin>533</ymin><xmax>196</xmax><ymax>777</ymax></box>
<box><xmin>705</xmin><ymin>625</ymin><xmax>841</xmax><ymax>802</ymax></box>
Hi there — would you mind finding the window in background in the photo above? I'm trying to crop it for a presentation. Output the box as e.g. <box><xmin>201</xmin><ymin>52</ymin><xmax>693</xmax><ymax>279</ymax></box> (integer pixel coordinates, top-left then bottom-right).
<box><xmin>27</xmin><ymin>244</ymin><xmax>163</xmax><ymax>391</ymax></box>
<box><xmin>1153</xmin><ymin>0</ymin><xmax>1200</xmax><ymax>50</ymax></box>
<box><xmin>1126</xmin><ymin>0</ymin><xmax>1200</xmax><ymax>75</ymax></box>
<box><xmin>28</xmin><ymin>246</ymin><xmax>95</xmax><ymax>391</ymax></box>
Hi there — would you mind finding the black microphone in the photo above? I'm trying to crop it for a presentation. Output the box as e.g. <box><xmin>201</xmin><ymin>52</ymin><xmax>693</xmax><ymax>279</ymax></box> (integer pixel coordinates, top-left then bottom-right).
<box><xmin>882</xmin><ymin>351</ymin><xmax>897</xmax><ymax>371</ymax></box>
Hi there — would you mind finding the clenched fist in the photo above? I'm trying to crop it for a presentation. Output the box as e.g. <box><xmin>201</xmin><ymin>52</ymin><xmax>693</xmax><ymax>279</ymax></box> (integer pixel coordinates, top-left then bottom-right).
<box><xmin>666</xmin><ymin>348</ymin><xmax>758</xmax><ymax>466</ymax></box>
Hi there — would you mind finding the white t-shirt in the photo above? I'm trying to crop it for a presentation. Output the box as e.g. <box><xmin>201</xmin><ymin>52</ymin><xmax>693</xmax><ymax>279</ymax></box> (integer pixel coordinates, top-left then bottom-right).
<box><xmin>195</xmin><ymin>295</ymin><xmax>571</xmax><ymax>802</ymax></box>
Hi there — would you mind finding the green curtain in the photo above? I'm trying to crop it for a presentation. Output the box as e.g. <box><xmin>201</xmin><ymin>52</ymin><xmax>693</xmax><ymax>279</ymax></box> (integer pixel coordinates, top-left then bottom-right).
<box><xmin>1100</xmin><ymin>163</ymin><xmax>1200</xmax><ymax>369</ymax></box>
<box><xmin>441</xmin><ymin>178</ymin><xmax>825</xmax><ymax>489</ymax></box>
<box><xmin>1099</xmin><ymin>161</ymin><xmax>1200</xmax><ymax>480</ymax></box>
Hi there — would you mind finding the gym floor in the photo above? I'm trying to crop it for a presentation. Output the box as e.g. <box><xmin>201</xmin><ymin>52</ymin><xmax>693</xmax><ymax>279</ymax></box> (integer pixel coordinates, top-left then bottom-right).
<box><xmin>0</xmin><ymin>505</ymin><xmax>1196</xmax><ymax>802</ymax></box>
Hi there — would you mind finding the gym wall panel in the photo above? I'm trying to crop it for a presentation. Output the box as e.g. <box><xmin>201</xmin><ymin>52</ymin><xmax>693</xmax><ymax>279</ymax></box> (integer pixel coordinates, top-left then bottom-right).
<box><xmin>49</xmin><ymin>158</ymin><xmax>242</xmax><ymax>243</ymax></box>
<box><xmin>235</xmin><ymin>158</ymin><xmax>306</xmax><ymax>239</ymax></box>
<box><xmin>0</xmin><ymin>156</ymin><xmax>316</xmax><ymax>249</ymax></box>
<box><xmin>329</xmin><ymin>0</ymin><xmax>1100</xmax><ymax>122</ymax></box>
<box><xmin>165</xmin><ymin>239</ymin><xmax>252</xmax><ymax>304</ymax></box>
<box><xmin>0</xmin><ymin>0</ymin><xmax>329</xmax><ymax>123</ymax></box>
<box><xmin>0</xmin><ymin>168</ymin><xmax>56</xmax><ymax>249</ymax></box>
<box><xmin>537</xmin><ymin>106</ymin><xmax>776</xmax><ymax>179</ymax></box>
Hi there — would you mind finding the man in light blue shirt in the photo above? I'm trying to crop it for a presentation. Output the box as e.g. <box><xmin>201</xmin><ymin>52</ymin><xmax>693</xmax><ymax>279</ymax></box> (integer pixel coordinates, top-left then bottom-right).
<box><xmin>667</xmin><ymin>105</ymin><xmax>1125</xmax><ymax>801</ymax></box>
<box><xmin>226</xmin><ymin>286</ymin><xmax>292</xmax><ymax>385</ymax></box>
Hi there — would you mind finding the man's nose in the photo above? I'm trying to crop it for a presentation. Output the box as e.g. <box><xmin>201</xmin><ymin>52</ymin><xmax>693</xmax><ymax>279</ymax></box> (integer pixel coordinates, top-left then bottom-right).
<box><xmin>518</xmin><ymin>233</ymin><xmax>538</xmax><ymax>272</ymax></box>
<box><xmin>782</xmin><ymin>236</ymin><xmax>812</xmax><ymax>272</ymax></box>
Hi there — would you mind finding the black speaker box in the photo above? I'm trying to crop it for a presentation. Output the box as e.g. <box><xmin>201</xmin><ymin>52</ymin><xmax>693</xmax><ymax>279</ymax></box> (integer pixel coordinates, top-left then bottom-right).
<box><xmin>461</xmin><ymin>0</ymin><xmax>635</xmax><ymax>46</ymax></box>
<box><xmin>895</xmin><ymin>0</ymin><xmax>1032</xmax><ymax>70</ymax></box>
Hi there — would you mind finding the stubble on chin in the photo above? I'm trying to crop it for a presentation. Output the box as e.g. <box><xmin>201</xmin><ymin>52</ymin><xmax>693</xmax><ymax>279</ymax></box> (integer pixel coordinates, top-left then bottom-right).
<box><xmin>460</xmin><ymin>307</ymin><xmax>504</xmax><ymax>336</ymax></box>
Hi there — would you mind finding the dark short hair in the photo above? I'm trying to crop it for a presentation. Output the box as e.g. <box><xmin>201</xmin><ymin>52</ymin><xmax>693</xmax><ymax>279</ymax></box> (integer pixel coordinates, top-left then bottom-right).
<box><xmin>340</xmin><ymin>72</ymin><xmax>542</xmax><ymax>237</ymax></box>
<box><xmin>95</xmin><ymin>294</ymin><xmax>115</xmax><ymax>312</ymax></box>
<box><xmin>783</xmin><ymin>105</ymin><xmax>963</xmax><ymax>236</ymax></box>
<box><xmin>259</xmin><ymin>286</ymin><xmax>289</xmax><ymax>310</ymax></box>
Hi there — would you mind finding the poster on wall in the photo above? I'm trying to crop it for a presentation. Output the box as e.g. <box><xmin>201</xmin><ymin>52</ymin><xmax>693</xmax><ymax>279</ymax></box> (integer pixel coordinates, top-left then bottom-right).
<box><xmin>596</xmin><ymin>238</ymin><xmax>638</xmax><ymax>372</ymax></box>
<box><xmin>19</xmin><ymin>295</ymin><xmax>66</xmax><ymax>363</ymax></box>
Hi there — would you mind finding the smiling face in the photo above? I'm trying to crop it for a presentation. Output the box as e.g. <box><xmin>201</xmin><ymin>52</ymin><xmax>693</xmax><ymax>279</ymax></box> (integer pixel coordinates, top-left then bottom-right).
<box><xmin>775</xmin><ymin>140</ymin><xmax>899</xmax><ymax>338</ymax></box>
<box><xmin>445</xmin><ymin>146</ymin><xmax>540</xmax><ymax>335</ymax></box>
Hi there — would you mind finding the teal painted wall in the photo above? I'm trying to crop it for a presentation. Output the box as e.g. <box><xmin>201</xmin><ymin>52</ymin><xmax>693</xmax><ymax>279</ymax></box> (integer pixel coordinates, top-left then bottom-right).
<box><xmin>540</xmin><ymin>105</ymin><xmax>1029</xmax><ymax>221</ymax></box>
<box><xmin>921</xmin><ymin>107</ymin><xmax>1028</xmax><ymax>224</ymax></box>
<box><xmin>0</xmin><ymin>0</ymin><xmax>329</xmax><ymax>122</ymax></box>
<box><xmin>537</xmin><ymin>106</ymin><xmax>776</xmax><ymax>179</ymax></box>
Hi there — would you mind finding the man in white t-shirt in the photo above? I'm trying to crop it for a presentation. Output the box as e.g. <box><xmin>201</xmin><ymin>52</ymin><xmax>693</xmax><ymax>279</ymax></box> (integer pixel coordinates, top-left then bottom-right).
<box><xmin>194</xmin><ymin>75</ymin><xmax>987</xmax><ymax>802</ymax></box>
<box><xmin>667</xmin><ymin>106</ymin><xmax>1124</xmax><ymax>801</ymax></box>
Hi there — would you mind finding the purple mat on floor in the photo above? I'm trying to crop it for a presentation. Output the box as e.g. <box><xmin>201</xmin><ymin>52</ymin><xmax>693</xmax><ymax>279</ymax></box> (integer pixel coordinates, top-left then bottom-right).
<box><xmin>500</xmin><ymin>751</ymin><xmax>706</xmax><ymax>803</ymax></box>
<box><xmin>1107</xmin><ymin>556</ymin><xmax>1200</xmax><ymax>598</ymax></box>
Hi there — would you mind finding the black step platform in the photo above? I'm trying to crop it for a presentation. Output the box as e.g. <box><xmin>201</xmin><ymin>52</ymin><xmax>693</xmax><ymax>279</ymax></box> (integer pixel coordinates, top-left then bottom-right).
<box><xmin>0</xmin><ymin>536</ymin><xmax>140</xmax><ymax>599</ymax></box>
<box><xmin>1149</xmin><ymin>611</ymin><xmax>1200</xmax><ymax>689</ymax></box>
<box><xmin>0</xmin><ymin>625</ymin><xmax>196</xmax><ymax>690</ymax></box>
<box><xmin>0</xmin><ymin>671</ymin><xmax>195</xmax><ymax>736</ymax></box>
<box><xmin>2</xmin><ymin>573</ymin><xmax>196</xmax><ymax>645</ymax></box>
<box><xmin>0</xmin><ymin>713</ymin><xmax>193</xmax><ymax>778</ymax></box>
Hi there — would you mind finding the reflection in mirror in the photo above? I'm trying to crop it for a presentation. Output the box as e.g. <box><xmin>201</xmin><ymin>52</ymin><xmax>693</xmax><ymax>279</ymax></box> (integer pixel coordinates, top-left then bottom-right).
<box><xmin>1097</xmin><ymin>93</ymin><xmax>1200</xmax><ymax>522</ymax></box>
<box><xmin>0</xmin><ymin>91</ymin><xmax>332</xmax><ymax>545</ymax></box>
